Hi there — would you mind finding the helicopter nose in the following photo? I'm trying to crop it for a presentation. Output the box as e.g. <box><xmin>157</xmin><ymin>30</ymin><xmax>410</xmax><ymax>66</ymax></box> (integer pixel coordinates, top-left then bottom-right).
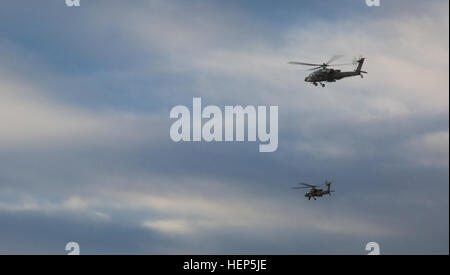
<box><xmin>304</xmin><ymin>77</ymin><xmax>308</xmax><ymax>82</ymax></box>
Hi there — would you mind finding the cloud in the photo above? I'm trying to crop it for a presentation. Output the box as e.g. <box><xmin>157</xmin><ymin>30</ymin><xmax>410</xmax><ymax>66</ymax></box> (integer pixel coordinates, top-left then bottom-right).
<box><xmin>0</xmin><ymin>66</ymin><xmax>166</xmax><ymax>149</ymax></box>
<box><xmin>143</xmin><ymin>219</ymin><xmax>193</xmax><ymax>235</ymax></box>
<box><xmin>406</xmin><ymin>131</ymin><xmax>449</xmax><ymax>167</ymax></box>
<box><xmin>0</xmin><ymin>195</ymin><xmax>110</xmax><ymax>222</ymax></box>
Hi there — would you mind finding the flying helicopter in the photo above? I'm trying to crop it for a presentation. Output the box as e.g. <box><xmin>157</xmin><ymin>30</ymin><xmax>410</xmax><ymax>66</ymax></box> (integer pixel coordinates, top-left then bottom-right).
<box><xmin>292</xmin><ymin>181</ymin><xmax>334</xmax><ymax>200</ymax></box>
<box><xmin>288</xmin><ymin>55</ymin><xmax>367</xmax><ymax>87</ymax></box>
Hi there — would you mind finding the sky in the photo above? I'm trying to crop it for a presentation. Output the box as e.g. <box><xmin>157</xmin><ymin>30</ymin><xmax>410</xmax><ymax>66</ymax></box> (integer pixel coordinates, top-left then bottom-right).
<box><xmin>0</xmin><ymin>0</ymin><xmax>448</xmax><ymax>254</ymax></box>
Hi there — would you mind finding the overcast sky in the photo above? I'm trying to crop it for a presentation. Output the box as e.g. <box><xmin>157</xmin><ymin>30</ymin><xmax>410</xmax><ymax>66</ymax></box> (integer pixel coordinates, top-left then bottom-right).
<box><xmin>0</xmin><ymin>0</ymin><xmax>448</xmax><ymax>254</ymax></box>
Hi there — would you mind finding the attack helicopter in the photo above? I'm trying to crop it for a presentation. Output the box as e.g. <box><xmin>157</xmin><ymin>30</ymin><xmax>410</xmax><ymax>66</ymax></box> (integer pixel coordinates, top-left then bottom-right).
<box><xmin>289</xmin><ymin>55</ymin><xmax>367</xmax><ymax>87</ymax></box>
<box><xmin>292</xmin><ymin>181</ymin><xmax>335</xmax><ymax>200</ymax></box>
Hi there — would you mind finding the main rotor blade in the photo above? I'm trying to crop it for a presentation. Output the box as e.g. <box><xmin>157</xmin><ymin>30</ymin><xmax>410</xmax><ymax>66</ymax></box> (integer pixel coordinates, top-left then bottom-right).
<box><xmin>297</xmin><ymin>183</ymin><xmax>317</xmax><ymax>188</ymax></box>
<box><xmin>288</xmin><ymin>61</ymin><xmax>322</xmax><ymax>66</ymax></box>
<box><xmin>292</xmin><ymin>187</ymin><xmax>310</xmax><ymax>189</ymax></box>
<box><xmin>326</xmin><ymin>55</ymin><xmax>344</xmax><ymax>65</ymax></box>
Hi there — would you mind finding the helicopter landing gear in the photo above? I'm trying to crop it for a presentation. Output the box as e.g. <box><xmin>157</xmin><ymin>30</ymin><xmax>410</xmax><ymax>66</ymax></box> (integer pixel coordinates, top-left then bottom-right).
<box><xmin>313</xmin><ymin>82</ymin><xmax>325</xmax><ymax>87</ymax></box>
<box><xmin>360</xmin><ymin>74</ymin><xmax>364</xmax><ymax>78</ymax></box>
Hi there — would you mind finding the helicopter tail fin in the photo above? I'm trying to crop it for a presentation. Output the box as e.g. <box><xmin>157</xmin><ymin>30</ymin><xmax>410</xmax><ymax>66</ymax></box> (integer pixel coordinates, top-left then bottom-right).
<box><xmin>326</xmin><ymin>181</ymin><xmax>334</xmax><ymax>195</ymax></box>
<box><xmin>355</xmin><ymin>58</ymin><xmax>365</xmax><ymax>73</ymax></box>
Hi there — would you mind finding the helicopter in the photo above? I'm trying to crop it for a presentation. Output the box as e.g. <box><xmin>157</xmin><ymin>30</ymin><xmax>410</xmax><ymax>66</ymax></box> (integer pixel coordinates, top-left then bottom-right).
<box><xmin>292</xmin><ymin>181</ymin><xmax>334</xmax><ymax>200</ymax></box>
<box><xmin>288</xmin><ymin>55</ymin><xmax>367</xmax><ymax>87</ymax></box>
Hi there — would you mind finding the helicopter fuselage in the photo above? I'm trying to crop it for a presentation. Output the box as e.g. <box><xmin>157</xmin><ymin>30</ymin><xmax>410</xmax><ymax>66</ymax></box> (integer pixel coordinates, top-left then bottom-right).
<box><xmin>305</xmin><ymin>188</ymin><xmax>331</xmax><ymax>200</ymax></box>
<box><xmin>304</xmin><ymin>68</ymin><xmax>362</xmax><ymax>84</ymax></box>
